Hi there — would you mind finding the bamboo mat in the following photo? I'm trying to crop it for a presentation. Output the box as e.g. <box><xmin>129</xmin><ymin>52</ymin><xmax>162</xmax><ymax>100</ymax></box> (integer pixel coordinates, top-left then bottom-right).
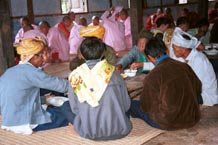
<box><xmin>0</xmin><ymin>117</ymin><xmax>164</xmax><ymax>145</ymax></box>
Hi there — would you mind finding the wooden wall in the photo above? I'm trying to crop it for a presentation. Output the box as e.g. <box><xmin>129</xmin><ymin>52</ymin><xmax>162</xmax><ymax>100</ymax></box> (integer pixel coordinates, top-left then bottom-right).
<box><xmin>0</xmin><ymin>0</ymin><xmax>14</xmax><ymax>75</ymax></box>
<box><xmin>0</xmin><ymin>0</ymin><xmax>216</xmax><ymax>74</ymax></box>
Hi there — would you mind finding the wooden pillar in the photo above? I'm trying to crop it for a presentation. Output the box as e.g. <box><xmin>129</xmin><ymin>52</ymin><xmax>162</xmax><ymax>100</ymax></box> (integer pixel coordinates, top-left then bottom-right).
<box><xmin>27</xmin><ymin>0</ymin><xmax>34</xmax><ymax>23</ymax></box>
<box><xmin>0</xmin><ymin>0</ymin><xmax>15</xmax><ymax>75</ymax></box>
<box><xmin>198</xmin><ymin>0</ymin><xmax>208</xmax><ymax>18</ymax></box>
<box><xmin>129</xmin><ymin>0</ymin><xmax>143</xmax><ymax>45</ymax></box>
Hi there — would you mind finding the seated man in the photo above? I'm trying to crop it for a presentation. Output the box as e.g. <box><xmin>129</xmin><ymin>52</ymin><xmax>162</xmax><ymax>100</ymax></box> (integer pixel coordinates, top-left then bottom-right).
<box><xmin>66</xmin><ymin>37</ymin><xmax>132</xmax><ymax>140</ymax></box>
<box><xmin>88</xmin><ymin>16</ymin><xmax>102</xmax><ymax>26</ymax></box>
<box><xmin>145</xmin><ymin>8</ymin><xmax>163</xmax><ymax>30</ymax></box>
<box><xmin>130</xmin><ymin>38</ymin><xmax>201</xmax><ymax>130</ymax></box>
<box><xmin>116</xmin><ymin>29</ymin><xmax>154</xmax><ymax>73</ymax></box>
<box><xmin>151</xmin><ymin>17</ymin><xmax>171</xmax><ymax>39</ymax></box>
<box><xmin>14</xmin><ymin>16</ymin><xmax>38</xmax><ymax>43</ymax></box>
<box><xmin>172</xmin><ymin>28</ymin><xmax>218</xmax><ymax>106</ymax></box>
<box><xmin>55</xmin><ymin>16</ymin><xmax>73</xmax><ymax>39</ymax></box>
<box><xmin>0</xmin><ymin>37</ymin><xmax>70</xmax><ymax>135</ymax></box>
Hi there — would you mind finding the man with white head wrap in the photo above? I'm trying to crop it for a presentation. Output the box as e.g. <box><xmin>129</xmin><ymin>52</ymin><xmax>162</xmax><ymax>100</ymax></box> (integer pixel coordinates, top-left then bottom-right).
<box><xmin>172</xmin><ymin>28</ymin><xmax>218</xmax><ymax>106</ymax></box>
<box><xmin>0</xmin><ymin>37</ymin><xmax>71</xmax><ymax>135</ymax></box>
<box><xmin>169</xmin><ymin>27</ymin><xmax>201</xmax><ymax>62</ymax></box>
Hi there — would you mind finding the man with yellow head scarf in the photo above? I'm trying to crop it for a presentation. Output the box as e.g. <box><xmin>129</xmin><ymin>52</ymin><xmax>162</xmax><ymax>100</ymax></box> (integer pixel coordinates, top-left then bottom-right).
<box><xmin>15</xmin><ymin>36</ymin><xmax>47</xmax><ymax>64</ymax></box>
<box><xmin>0</xmin><ymin>37</ymin><xmax>71</xmax><ymax>135</ymax></box>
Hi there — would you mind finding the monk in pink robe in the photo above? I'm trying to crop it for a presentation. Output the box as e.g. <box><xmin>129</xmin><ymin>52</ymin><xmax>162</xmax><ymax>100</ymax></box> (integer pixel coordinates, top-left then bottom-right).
<box><xmin>69</xmin><ymin>17</ymin><xmax>87</xmax><ymax>55</ymax></box>
<box><xmin>14</xmin><ymin>16</ymin><xmax>38</xmax><ymax>43</ymax></box>
<box><xmin>119</xmin><ymin>9</ymin><xmax>133</xmax><ymax>49</ymax></box>
<box><xmin>101</xmin><ymin>6</ymin><xmax>126</xmax><ymax>51</ymax></box>
<box><xmin>39</xmin><ymin>21</ymin><xmax>70</xmax><ymax>62</ymax></box>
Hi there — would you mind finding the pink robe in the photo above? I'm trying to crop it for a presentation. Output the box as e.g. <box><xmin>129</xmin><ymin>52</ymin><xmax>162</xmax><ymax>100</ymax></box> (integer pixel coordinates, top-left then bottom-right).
<box><xmin>14</xmin><ymin>24</ymin><xmax>38</xmax><ymax>43</ymax></box>
<box><xmin>101</xmin><ymin>9</ymin><xmax>126</xmax><ymax>51</ymax></box>
<box><xmin>47</xmin><ymin>27</ymin><xmax>70</xmax><ymax>62</ymax></box>
<box><xmin>69</xmin><ymin>24</ymin><xmax>85</xmax><ymax>54</ymax></box>
<box><xmin>121</xmin><ymin>16</ymin><xmax>132</xmax><ymax>49</ymax></box>
<box><xmin>23</xmin><ymin>29</ymin><xmax>47</xmax><ymax>41</ymax></box>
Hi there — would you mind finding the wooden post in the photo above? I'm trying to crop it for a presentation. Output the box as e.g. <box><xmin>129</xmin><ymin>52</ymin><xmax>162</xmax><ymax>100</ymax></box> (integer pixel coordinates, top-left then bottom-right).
<box><xmin>0</xmin><ymin>0</ymin><xmax>15</xmax><ymax>75</ymax></box>
<box><xmin>27</xmin><ymin>0</ymin><xmax>34</xmax><ymax>23</ymax></box>
<box><xmin>129</xmin><ymin>0</ymin><xmax>143</xmax><ymax>45</ymax></box>
<box><xmin>198</xmin><ymin>0</ymin><xmax>208</xmax><ymax>19</ymax></box>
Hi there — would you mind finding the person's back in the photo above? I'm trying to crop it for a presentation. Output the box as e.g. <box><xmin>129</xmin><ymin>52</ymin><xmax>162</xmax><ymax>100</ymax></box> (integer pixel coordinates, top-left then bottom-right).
<box><xmin>0</xmin><ymin>37</ymin><xmax>70</xmax><ymax>135</ymax></box>
<box><xmin>130</xmin><ymin>38</ymin><xmax>201</xmax><ymax>130</ymax></box>
<box><xmin>68</xmin><ymin>37</ymin><xmax>132</xmax><ymax>140</ymax></box>
<box><xmin>141</xmin><ymin>57</ymin><xmax>201</xmax><ymax>130</ymax></box>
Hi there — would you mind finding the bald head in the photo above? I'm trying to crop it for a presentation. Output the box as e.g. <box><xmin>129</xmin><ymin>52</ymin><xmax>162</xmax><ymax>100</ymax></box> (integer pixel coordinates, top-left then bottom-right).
<box><xmin>38</xmin><ymin>21</ymin><xmax>50</xmax><ymax>35</ymax></box>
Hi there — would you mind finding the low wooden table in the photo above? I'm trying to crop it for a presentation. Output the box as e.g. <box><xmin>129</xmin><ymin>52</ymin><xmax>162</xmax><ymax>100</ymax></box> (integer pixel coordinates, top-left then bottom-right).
<box><xmin>125</xmin><ymin>73</ymin><xmax>146</xmax><ymax>99</ymax></box>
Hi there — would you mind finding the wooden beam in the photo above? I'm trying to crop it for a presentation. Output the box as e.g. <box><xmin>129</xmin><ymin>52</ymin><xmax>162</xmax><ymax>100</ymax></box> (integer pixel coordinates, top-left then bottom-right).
<box><xmin>0</xmin><ymin>0</ymin><xmax>15</xmax><ymax>75</ymax></box>
<box><xmin>129</xmin><ymin>0</ymin><xmax>143</xmax><ymax>45</ymax></box>
<box><xmin>198</xmin><ymin>0</ymin><xmax>208</xmax><ymax>19</ymax></box>
<box><xmin>27</xmin><ymin>0</ymin><xmax>34</xmax><ymax>23</ymax></box>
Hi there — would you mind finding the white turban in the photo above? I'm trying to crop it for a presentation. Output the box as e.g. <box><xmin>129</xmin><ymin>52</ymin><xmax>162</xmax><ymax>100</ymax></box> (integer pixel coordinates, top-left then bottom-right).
<box><xmin>172</xmin><ymin>27</ymin><xmax>200</xmax><ymax>49</ymax></box>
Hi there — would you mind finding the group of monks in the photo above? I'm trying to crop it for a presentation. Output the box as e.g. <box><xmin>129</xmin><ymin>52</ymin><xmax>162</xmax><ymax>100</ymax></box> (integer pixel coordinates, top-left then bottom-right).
<box><xmin>14</xmin><ymin>6</ymin><xmax>132</xmax><ymax>64</ymax></box>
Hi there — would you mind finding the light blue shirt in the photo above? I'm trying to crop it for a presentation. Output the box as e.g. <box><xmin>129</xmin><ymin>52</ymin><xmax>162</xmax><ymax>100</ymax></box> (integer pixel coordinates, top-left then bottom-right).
<box><xmin>0</xmin><ymin>64</ymin><xmax>69</xmax><ymax>126</ymax></box>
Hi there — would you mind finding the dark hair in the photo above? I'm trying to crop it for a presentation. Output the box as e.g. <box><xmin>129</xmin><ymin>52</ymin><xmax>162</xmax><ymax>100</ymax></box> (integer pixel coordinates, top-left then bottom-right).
<box><xmin>80</xmin><ymin>37</ymin><xmax>106</xmax><ymax>60</ymax></box>
<box><xmin>68</xmin><ymin>11</ymin><xmax>75</xmax><ymax>15</ymax></box>
<box><xmin>156</xmin><ymin>17</ymin><xmax>171</xmax><ymax>27</ymax></box>
<box><xmin>197</xmin><ymin>18</ymin><xmax>209</xmax><ymax>27</ymax></box>
<box><xmin>38</xmin><ymin>21</ymin><xmax>51</xmax><ymax>28</ymax></box>
<box><xmin>176</xmin><ymin>16</ymin><xmax>190</xmax><ymax>27</ymax></box>
<box><xmin>62</xmin><ymin>16</ymin><xmax>71</xmax><ymax>21</ymax></box>
<box><xmin>20</xmin><ymin>16</ymin><xmax>30</xmax><ymax>23</ymax></box>
<box><xmin>181</xmin><ymin>34</ymin><xmax>191</xmax><ymax>40</ymax></box>
<box><xmin>119</xmin><ymin>8</ymin><xmax>128</xmax><ymax>16</ymax></box>
<box><xmin>164</xmin><ymin>7</ymin><xmax>171</xmax><ymax>13</ymax></box>
<box><xmin>144</xmin><ymin>38</ymin><xmax>167</xmax><ymax>58</ymax></box>
<box><xmin>79</xmin><ymin>17</ymin><xmax>87</xmax><ymax>26</ymax></box>
<box><xmin>23</xmin><ymin>24</ymin><xmax>34</xmax><ymax>32</ymax></box>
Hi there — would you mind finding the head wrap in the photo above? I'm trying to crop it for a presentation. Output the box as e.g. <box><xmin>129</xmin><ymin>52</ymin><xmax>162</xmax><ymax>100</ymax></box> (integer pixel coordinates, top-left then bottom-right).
<box><xmin>15</xmin><ymin>36</ymin><xmax>46</xmax><ymax>63</ymax></box>
<box><xmin>80</xmin><ymin>25</ymin><xmax>105</xmax><ymax>39</ymax></box>
<box><xmin>172</xmin><ymin>27</ymin><xmax>200</xmax><ymax>49</ymax></box>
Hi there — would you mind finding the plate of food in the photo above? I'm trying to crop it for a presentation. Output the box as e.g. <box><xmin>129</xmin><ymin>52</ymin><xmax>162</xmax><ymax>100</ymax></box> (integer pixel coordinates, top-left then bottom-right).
<box><xmin>47</xmin><ymin>96</ymin><xmax>69</xmax><ymax>107</ymax></box>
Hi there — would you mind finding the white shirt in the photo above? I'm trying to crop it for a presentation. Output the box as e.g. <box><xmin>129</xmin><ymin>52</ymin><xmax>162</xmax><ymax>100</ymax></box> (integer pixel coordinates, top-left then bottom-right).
<box><xmin>185</xmin><ymin>49</ymin><xmax>218</xmax><ymax>106</ymax></box>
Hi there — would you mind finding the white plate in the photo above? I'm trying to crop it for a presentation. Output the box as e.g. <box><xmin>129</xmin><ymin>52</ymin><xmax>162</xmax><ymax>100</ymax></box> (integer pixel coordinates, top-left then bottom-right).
<box><xmin>47</xmin><ymin>96</ymin><xmax>69</xmax><ymax>107</ymax></box>
<box><xmin>205</xmin><ymin>43</ymin><xmax>218</xmax><ymax>50</ymax></box>
<box><xmin>204</xmin><ymin>49</ymin><xmax>218</xmax><ymax>55</ymax></box>
<box><xmin>124</xmin><ymin>69</ymin><xmax>137</xmax><ymax>77</ymax></box>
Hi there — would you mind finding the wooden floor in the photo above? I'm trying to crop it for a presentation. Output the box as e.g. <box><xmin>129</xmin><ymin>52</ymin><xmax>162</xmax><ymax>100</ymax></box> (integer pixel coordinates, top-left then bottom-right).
<box><xmin>143</xmin><ymin>106</ymin><xmax>218</xmax><ymax>145</ymax></box>
<box><xmin>44</xmin><ymin>50</ymin><xmax>218</xmax><ymax>145</ymax></box>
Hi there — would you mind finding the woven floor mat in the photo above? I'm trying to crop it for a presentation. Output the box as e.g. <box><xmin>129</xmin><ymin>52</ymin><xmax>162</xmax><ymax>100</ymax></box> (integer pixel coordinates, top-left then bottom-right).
<box><xmin>0</xmin><ymin>117</ymin><xmax>164</xmax><ymax>145</ymax></box>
